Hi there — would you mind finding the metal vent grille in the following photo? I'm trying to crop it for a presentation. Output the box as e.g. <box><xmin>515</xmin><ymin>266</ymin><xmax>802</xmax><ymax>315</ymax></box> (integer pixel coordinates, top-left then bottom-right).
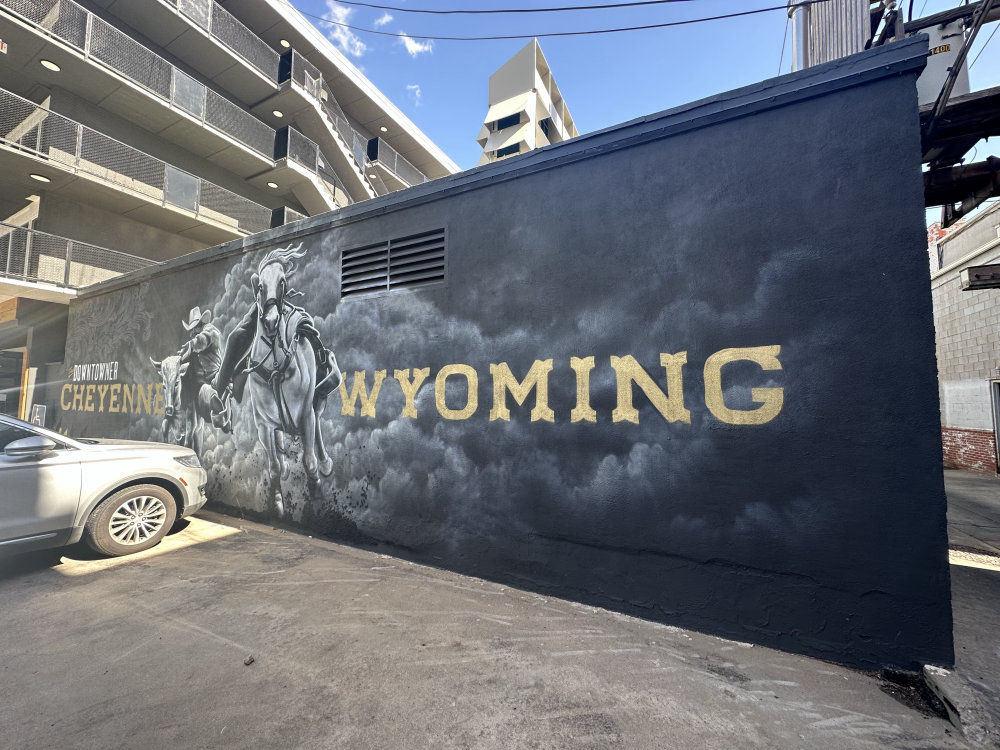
<box><xmin>341</xmin><ymin>229</ymin><xmax>445</xmax><ymax>298</ymax></box>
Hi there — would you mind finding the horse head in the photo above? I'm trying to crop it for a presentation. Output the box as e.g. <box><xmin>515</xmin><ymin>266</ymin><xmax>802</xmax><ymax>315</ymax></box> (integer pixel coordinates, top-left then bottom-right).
<box><xmin>254</xmin><ymin>262</ymin><xmax>287</xmax><ymax>339</ymax></box>
<box><xmin>253</xmin><ymin>243</ymin><xmax>305</xmax><ymax>339</ymax></box>
<box><xmin>150</xmin><ymin>354</ymin><xmax>188</xmax><ymax>419</ymax></box>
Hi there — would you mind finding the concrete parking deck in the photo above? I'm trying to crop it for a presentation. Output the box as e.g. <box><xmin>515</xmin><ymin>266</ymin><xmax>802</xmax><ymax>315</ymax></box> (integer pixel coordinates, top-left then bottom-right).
<box><xmin>0</xmin><ymin>510</ymin><xmax>974</xmax><ymax>750</ymax></box>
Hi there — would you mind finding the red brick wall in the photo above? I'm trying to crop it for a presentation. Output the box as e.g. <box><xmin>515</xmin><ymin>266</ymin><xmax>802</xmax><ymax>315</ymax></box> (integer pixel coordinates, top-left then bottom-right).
<box><xmin>942</xmin><ymin>427</ymin><xmax>998</xmax><ymax>474</ymax></box>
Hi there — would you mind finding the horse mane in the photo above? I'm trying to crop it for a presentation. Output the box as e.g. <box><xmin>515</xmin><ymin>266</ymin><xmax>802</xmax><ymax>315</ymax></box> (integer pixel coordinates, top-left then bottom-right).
<box><xmin>258</xmin><ymin>242</ymin><xmax>306</xmax><ymax>278</ymax></box>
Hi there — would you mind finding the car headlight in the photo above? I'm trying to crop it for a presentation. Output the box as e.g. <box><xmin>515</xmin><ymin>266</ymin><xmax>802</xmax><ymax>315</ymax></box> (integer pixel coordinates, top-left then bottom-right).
<box><xmin>174</xmin><ymin>453</ymin><xmax>201</xmax><ymax>468</ymax></box>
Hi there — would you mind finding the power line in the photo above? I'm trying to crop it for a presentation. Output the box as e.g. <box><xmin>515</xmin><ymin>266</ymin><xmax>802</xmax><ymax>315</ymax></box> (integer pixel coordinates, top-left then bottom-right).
<box><xmin>778</xmin><ymin>14</ymin><xmax>790</xmax><ymax>74</ymax></box>
<box><xmin>298</xmin><ymin>1</ymin><xmax>833</xmax><ymax>42</ymax></box>
<box><xmin>970</xmin><ymin>20</ymin><xmax>999</xmax><ymax>68</ymax></box>
<box><xmin>329</xmin><ymin>0</ymin><xmax>701</xmax><ymax>14</ymax></box>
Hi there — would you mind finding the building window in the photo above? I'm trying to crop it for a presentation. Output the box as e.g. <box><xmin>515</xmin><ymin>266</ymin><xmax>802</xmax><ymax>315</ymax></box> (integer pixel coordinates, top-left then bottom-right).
<box><xmin>496</xmin><ymin>113</ymin><xmax>521</xmax><ymax>131</ymax></box>
<box><xmin>341</xmin><ymin>228</ymin><xmax>446</xmax><ymax>298</ymax></box>
<box><xmin>539</xmin><ymin>118</ymin><xmax>551</xmax><ymax>139</ymax></box>
<box><xmin>496</xmin><ymin>144</ymin><xmax>520</xmax><ymax>158</ymax></box>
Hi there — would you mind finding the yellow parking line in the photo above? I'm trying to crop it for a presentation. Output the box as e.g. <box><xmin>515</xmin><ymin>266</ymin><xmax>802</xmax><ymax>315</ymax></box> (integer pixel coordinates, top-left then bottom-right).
<box><xmin>949</xmin><ymin>548</ymin><xmax>1000</xmax><ymax>572</ymax></box>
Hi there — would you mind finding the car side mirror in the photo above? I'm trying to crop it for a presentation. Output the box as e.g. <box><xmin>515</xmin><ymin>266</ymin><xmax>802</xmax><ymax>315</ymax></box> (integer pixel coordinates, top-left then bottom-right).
<box><xmin>4</xmin><ymin>436</ymin><xmax>58</xmax><ymax>457</ymax></box>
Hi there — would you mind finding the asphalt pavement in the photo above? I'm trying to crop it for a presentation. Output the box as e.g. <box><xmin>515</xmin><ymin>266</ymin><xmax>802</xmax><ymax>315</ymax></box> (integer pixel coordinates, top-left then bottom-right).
<box><xmin>0</xmin><ymin>471</ymin><xmax>997</xmax><ymax>749</ymax></box>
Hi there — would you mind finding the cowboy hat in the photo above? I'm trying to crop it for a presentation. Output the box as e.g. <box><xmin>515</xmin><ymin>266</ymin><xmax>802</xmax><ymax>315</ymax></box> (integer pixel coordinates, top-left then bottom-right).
<box><xmin>182</xmin><ymin>306</ymin><xmax>212</xmax><ymax>331</ymax></box>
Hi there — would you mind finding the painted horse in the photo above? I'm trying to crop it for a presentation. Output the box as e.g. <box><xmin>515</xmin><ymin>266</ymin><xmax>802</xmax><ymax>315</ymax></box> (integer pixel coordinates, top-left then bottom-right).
<box><xmin>246</xmin><ymin>243</ymin><xmax>340</xmax><ymax>515</ymax></box>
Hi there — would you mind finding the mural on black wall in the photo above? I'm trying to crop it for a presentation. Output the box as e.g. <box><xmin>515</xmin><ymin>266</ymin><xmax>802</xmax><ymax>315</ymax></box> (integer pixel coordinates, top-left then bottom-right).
<box><xmin>57</xmin><ymin>41</ymin><xmax>957</xmax><ymax>669</ymax></box>
<box><xmin>149</xmin><ymin>305</ymin><xmax>220</xmax><ymax>452</ymax></box>
<box><xmin>146</xmin><ymin>243</ymin><xmax>343</xmax><ymax>518</ymax></box>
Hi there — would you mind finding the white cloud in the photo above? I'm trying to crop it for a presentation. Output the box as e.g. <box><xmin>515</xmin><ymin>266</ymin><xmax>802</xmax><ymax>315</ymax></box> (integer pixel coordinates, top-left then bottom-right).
<box><xmin>321</xmin><ymin>0</ymin><xmax>367</xmax><ymax>58</ymax></box>
<box><xmin>399</xmin><ymin>32</ymin><xmax>434</xmax><ymax>58</ymax></box>
<box><xmin>373</xmin><ymin>12</ymin><xmax>393</xmax><ymax>28</ymax></box>
<box><xmin>406</xmin><ymin>84</ymin><xmax>422</xmax><ymax>106</ymax></box>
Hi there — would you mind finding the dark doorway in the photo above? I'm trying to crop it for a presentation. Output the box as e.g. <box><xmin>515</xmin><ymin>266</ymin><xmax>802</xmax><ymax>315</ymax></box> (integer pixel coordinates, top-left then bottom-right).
<box><xmin>0</xmin><ymin>350</ymin><xmax>25</xmax><ymax>417</ymax></box>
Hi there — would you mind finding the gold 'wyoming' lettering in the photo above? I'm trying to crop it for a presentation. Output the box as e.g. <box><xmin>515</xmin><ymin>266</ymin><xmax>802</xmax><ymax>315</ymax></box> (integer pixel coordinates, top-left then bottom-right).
<box><xmin>489</xmin><ymin>359</ymin><xmax>554</xmax><ymax>422</ymax></box>
<box><xmin>332</xmin><ymin>347</ymin><xmax>784</xmax><ymax>426</ymax></box>
<box><xmin>339</xmin><ymin>370</ymin><xmax>387</xmax><ymax>418</ymax></box>
<box><xmin>703</xmin><ymin>346</ymin><xmax>783</xmax><ymax>425</ymax></box>
<box><xmin>435</xmin><ymin>364</ymin><xmax>478</xmax><ymax>420</ymax></box>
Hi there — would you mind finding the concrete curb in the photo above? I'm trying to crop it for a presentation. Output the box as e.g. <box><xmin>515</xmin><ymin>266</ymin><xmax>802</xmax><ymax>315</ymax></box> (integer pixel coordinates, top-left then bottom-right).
<box><xmin>925</xmin><ymin>665</ymin><xmax>1000</xmax><ymax>748</ymax></box>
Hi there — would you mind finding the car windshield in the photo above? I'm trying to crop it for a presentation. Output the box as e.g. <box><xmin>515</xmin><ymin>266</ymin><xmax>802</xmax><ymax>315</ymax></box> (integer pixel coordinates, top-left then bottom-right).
<box><xmin>0</xmin><ymin>414</ymin><xmax>80</xmax><ymax>450</ymax></box>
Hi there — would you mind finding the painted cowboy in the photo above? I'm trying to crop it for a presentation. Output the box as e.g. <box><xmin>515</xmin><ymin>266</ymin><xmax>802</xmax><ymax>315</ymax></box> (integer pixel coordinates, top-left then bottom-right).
<box><xmin>178</xmin><ymin>306</ymin><xmax>222</xmax><ymax>388</ymax></box>
<box><xmin>209</xmin><ymin>281</ymin><xmax>339</xmax><ymax>433</ymax></box>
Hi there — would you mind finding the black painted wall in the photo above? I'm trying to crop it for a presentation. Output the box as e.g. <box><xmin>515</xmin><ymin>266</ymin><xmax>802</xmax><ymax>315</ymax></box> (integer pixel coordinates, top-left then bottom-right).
<box><xmin>58</xmin><ymin>39</ymin><xmax>952</xmax><ymax>669</ymax></box>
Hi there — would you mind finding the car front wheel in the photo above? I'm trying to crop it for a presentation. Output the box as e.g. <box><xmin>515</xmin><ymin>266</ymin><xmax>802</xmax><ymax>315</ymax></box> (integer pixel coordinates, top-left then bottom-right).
<box><xmin>84</xmin><ymin>484</ymin><xmax>177</xmax><ymax>557</ymax></box>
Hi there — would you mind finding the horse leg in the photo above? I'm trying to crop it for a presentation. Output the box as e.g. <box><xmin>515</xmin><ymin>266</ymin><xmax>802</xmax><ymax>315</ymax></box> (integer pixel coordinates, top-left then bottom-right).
<box><xmin>272</xmin><ymin>429</ymin><xmax>289</xmax><ymax>480</ymax></box>
<box><xmin>255</xmin><ymin>419</ymin><xmax>285</xmax><ymax>518</ymax></box>
<box><xmin>192</xmin><ymin>415</ymin><xmax>203</xmax><ymax>456</ymax></box>
<box><xmin>314</xmin><ymin>407</ymin><xmax>333</xmax><ymax>477</ymax></box>
<box><xmin>301</xmin><ymin>404</ymin><xmax>319</xmax><ymax>481</ymax></box>
<box><xmin>276</xmin><ymin>430</ymin><xmax>292</xmax><ymax>480</ymax></box>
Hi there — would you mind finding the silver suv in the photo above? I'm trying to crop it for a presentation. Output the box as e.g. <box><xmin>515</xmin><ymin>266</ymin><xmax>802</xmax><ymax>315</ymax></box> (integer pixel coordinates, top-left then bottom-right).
<box><xmin>0</xmin><ymin>413</ymin><xmax>207</xmax><ymax>557</ymax></box>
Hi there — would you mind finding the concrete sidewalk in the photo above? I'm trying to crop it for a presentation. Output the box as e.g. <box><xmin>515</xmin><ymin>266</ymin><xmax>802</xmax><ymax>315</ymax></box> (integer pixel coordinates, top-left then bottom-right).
<box><xmin>946</xmin><ymin>470</ymin><xmax>1000</xmax><ymax>559</ymax></box>
<box><xmin>939</xmin><ymin>470</ymin><xmax>1000</xmax><ymax>748</ymax></box>
<box><xmin>0</xmin><ymin>510</ymin><xmax>973</xmax><ymax>750</ymax></box>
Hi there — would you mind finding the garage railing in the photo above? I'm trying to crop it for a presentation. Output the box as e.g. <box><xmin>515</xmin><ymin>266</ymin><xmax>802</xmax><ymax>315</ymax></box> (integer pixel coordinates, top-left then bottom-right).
<box><xmin>0</xmin><ymin>88</ymin><xmax>272</xmax><ymax>235</ymax></box>
<box><xmin>168</xmin><ymin>0</ymin><xmax>280</xmax><ymax>80</ymax></box>
<box><xmin>367</xmin><ymin>137</ymin><xmax>427</xmax><ymax>187</ymax></box>
<box><xmin>286</xmin><ymin>127</ymin><xmax>351</xmax><ymax>208</ymax></box>
<box><xmin>0</xmin><ymin>222</ymin><xmax>158</xmax><ymax>289</ymax></box>
<box><xmin>0</xmin><ymin>0</ymin><xmax>276</xmax><ymax>159</ymax></box>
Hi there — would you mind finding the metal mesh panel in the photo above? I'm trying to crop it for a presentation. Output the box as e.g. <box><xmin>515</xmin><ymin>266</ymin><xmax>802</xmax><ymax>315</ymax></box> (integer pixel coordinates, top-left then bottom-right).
<box><xmin>68</xmin><ymin>239</ymin><xmax>153</xmax><ymax>286</ymax></box>
<box><xmin>210</xmin><ymin>2</ymin><xmax>278</xmax><ymax>79</ymax></box>
<box><xmin>1</xmin><ymin>225</ymin><xmax>29</xmax><ymax>278</ymax></box>
<box><xmin>319</xmin><ymin>86</ymin><xmax>356</xmax><ymax>148</ymax></box>
<box><xmin>198</xmin><ymin>182</ymin><xmax>270</xmax><ymax>234</ymax></box>
<box><xmin>0</xmin><ymin>222</ymin><xmax>157</xmax><ymax>288</ymax></box>
<box><xmin>371</xmin><ymin>138</ymin><xmax>426</xmax><ymax>187</ymax></box>
<box><xmin>291</xmin><ymin>50</ymin><xmax>322</xmax><ymax>96</ymax></box>
<box><xmin>80</xmin><ymin>128</ymin><xmax>165</xmax><ymax>199</ymax></box>
<box><xmin>316</xmin><ymin>156</ymin><xmax>349</xmax><ymax>204</ymax></box>
<box><xmin>0</xmin><ymin>92</ymin><xmax>45</xmax><ymax>148</ymax></box>
<box><xmin>25</xmin><ymin>231</ymin><xmax>68</xmax><ymax>284</ymax></box>
<box><xmin>171</xmin><ymin>69</ymin><xmax>206</xmax><ymax>118</ymax></box>
<box><xmin>205</xmin><ymin>89</ymin><xmax>274</xmax><ymax>156</ymax></box>
<box><xmin>287</xmin><ymin>128</ymin><xmax>319</xmax><ymax>171</ymax></box>
<box><xmin>352</xmin><ymin>132</ymin><xmax>367</xmax><ymax>173</ymax></box>
<box><xmin>2</xmin><ymin>0</ymin><xmax>88</xmax><ymax>48</ymax></box>
<box><xmin>176</xmin><ymin>0</ymin><xmax>210</xmax><ymax>30</ymax></box>
<box><xmin>38</xmin><ymin>113</ymin><xmax>79</xmax><ymax>161</ymax></box>
<box><xmin>88</xmin><ymin>15</ymin><xmax>172</xmax><ymax>98</ymax></box>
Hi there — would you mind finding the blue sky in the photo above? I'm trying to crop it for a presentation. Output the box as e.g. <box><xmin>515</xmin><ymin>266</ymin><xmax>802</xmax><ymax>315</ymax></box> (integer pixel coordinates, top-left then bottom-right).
<box><xmin>289</xmin><ymin>0</ymin><xmax>1000</xmax><ymax>174</ymax></box>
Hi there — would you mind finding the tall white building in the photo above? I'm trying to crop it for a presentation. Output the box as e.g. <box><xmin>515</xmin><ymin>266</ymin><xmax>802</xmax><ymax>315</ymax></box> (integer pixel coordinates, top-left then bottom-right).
<box><xmin>0</xmin><ymin>0</ymin><xmax>458</xmax><ymax>420</ymax></box>
<box><xmin>477</xmin><ymin>39</ymin><xmax>578</xmax><ymax>166</ymax></box>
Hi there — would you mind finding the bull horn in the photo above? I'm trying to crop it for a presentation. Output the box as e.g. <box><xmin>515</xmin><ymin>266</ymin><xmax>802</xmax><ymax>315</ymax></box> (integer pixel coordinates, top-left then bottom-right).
<box><xmin>150</xmin><ymin>356</ymin><xmax>161</xmax><ymax>368</ymax></box>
